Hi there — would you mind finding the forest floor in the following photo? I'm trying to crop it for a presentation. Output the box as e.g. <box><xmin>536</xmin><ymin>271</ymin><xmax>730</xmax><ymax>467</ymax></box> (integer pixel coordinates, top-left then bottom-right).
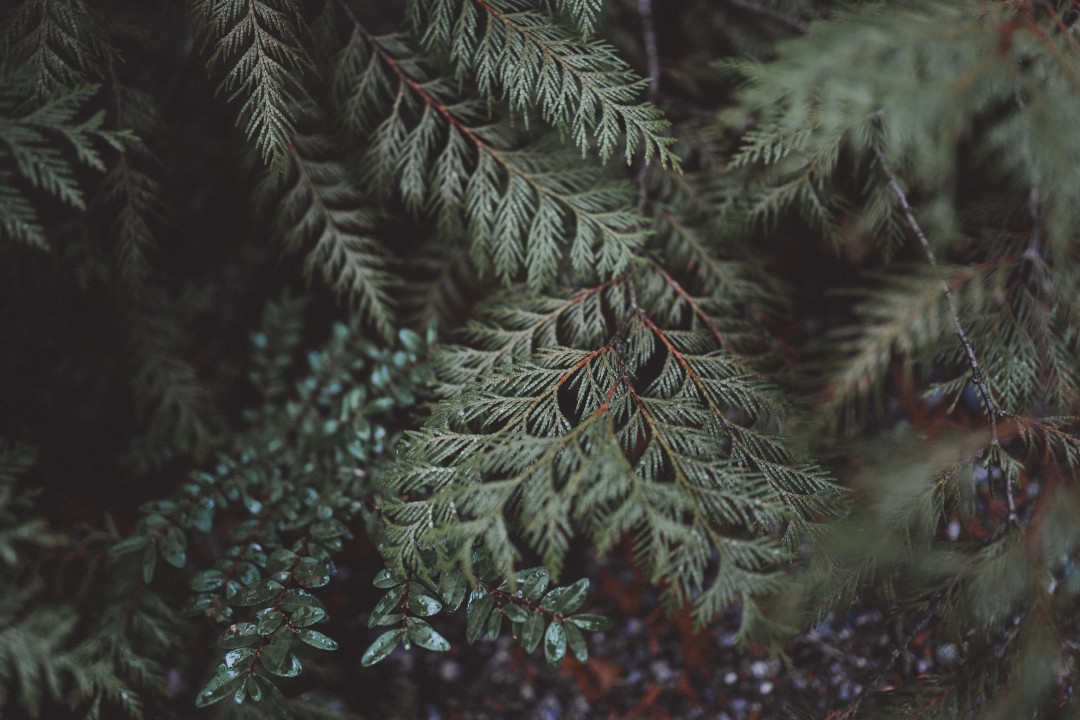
<box><xmin>299</xmin><ymin>544</ymin><xmax>952</xmax><ymax>720</ymax></box>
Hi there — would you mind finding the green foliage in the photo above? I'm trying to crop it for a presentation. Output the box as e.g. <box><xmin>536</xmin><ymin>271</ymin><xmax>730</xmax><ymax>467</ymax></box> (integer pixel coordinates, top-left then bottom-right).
<box><xmin>0</xmin><ymin>0</ymin><xmax>109</xmax><ymax>106</ymax></box>
<box><xmin>0</xmin><ymin>441</ymin><xmax>178</xmax><ymax>720</ymax></box>
<box><xmin>192</xmin><ymin>0</ymin><xmax>313</xmax><ymax>171</ymax></box>
<box><xmin>361</xmin><ymin>561</ymin><xmax>613</xmax><ymax>667</ymax></box>
<box><xmin>725</xmin><ymin>0</ymin><xmax>1080</xmax><ymax>260</ymax></box>
<box><xmin>112</xmin><ymin>296</ymin><xmax>435</xmax><ymax>712</ymax></box>
<box><xmin>7</xmin><ymin>0</ymin><xmax>1080</xmax><ymax>717</ymax></box>
<box><xmin>382</xmin><ymin>258</ymin><xmax>844</xmax><ymax>627</ymax></box>
<box><xmin>723</xmin><ymin>2</ymin><xmax>1080</xmax><ymax>717</ymax></box>
<box><xmin>0</xmin><ymin>74</ymin><xmax>123</xmax><ymax>248</ymax></box>
<box><xmin>408</xmin><ymin>0</ymin><xmax>677</xmax><ymax>167</ymax></box>
<box><xmin>330</xmin><ymin>21</ymin><xmax>647</xmax><ymax>287</ymax></box>
<box><xmin>256</xmin><ymin>123</ymin><xmax>397</xmax><ymax>338</ymax></box>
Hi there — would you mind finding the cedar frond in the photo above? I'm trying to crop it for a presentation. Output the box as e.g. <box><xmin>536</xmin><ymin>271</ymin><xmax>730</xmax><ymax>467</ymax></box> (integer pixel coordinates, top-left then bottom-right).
<box><xmin>0</xmin><ymin>0</ymin><xmax>110</xmax><ymax>107</ymax></box>
<box><xmin>407</xmin><ymin>0</ymin><xmax>678</xmax><ymax>167</ymax></box>
<box><xmin>192</xmin><ymin>0</ymin><xmax>313</xmax><ymax>170</ymax></box>
<box><xmin>257</xmin><ymin>127</ymin><xmax>398</xmax><ymax>338</ymax></box>
<box><xmin>384</xmin><ymin>260</ymin><xmax>845</xmax><ymax>627</ymax></box>
<box><xmin>331</xmin><ymin>22</ymin><xmax>647</xmax><ymax>287</ymax></box>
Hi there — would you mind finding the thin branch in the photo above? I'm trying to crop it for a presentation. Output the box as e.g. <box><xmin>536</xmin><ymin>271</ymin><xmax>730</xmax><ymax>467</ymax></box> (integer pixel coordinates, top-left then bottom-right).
<box><xmin>829</xmin><ymin>591</ymin><xmax>948</xmax><ymax>719</ymax></box>
<box><xmin>636</xmin><ymin>0</ymin><xmax>660</xmax><ymax>209</ymax></box>
<box><xmin>642</xmin><ymin>252</ymin><xmax>734</xmax><ymax>352</ymax></box>
<box><xmin>337</xmin><ymin>1</ymin><xmax>486</xmax><ymax>148</ymax></box>
<box><xmin>637</xmin><ymin>0</ymin><xmax>660</xmax><ymax>103</ymax></box>
<box><xmin>872</xmin><ymin>141</ymin><xmax>1018</xmax><ymax>526</ymax></box>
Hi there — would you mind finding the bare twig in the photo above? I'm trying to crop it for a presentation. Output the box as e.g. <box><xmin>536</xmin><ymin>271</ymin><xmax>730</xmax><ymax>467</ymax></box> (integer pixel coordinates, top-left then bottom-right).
<box><xmin>636</xmin><ymin>0</ymin><xmax>661</xmax><ymax>210</ymax></box>
<box><xmin>638</xmin><ymin>0</ymin><xmax>661</xmax><ymax>103</ymax></box>
<box><xmin>872</xmin><ymin>141</ymin><xmax>1018</xmax><ymax>526</ymax></box>
<box><xmin>726</xmin><ymin>0</ymin><xmax>808</xmax><ymax>34</ymax></box>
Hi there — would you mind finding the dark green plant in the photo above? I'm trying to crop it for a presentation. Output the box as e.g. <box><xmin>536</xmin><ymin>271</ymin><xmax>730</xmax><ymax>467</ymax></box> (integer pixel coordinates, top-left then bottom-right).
<box><xmin>3</xmin><ymin>0</ymin><xmax>1080</xmax><ymax>718</ymax></box>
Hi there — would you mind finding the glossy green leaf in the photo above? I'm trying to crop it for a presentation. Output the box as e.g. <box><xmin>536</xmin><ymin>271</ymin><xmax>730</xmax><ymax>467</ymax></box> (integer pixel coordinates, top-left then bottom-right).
<box><xmin>297</xmin><ymin>628</ymin><xmax>338</xmax><ymax>650</ymax></box>
<box><xmin>190</xmin><ymin>593</ymin><xmax>216</xmax><ymax>614</ymax></box>
<box><xmin>439</xmin><ymin>570</ymin><xmax>467</xmax><ymax>611</ymax></box>
<box><xmin>374</xmin><ymin>613</ymin><xmax>403</xmax><ymax>626</ymax></box>
<box><xmin>235</xmin><ymin>580</ymin><xmax>283</xmax><ymax>606</ymax></box>
<box><xmin>217</xmin><ymin>623</ymin><xmax>259</xmax><ymax>649</ymax></box>
<box><xmin>544</xmin><ymin>621</ymin><xmax>566</xmax><ymax>667</ymax></box>
<box><xmin>224</xmin><ymin>647</ymin><xmax>255</xmax><ymax>670</ymax></box>
<box><xmin>369</xmin><ymin>585</ymin><xmax>405</xmax><ymax>627</ymax></box>
<box><xmin>256</xmin><ymin>609</ymin><xmax>285</xmax><ymax>635</ymax></box>
<box><xmin>111</xmin><ymin>535</ymin><xmax>149</xmax><ymax>556</ymax></box>
<box><xmin>399</xmin><ymin>327</ymin><xmax>424</xmax><ymax>354</ymax></box>
<box><xmin>245</xmin><ymin>675</ymin><xmax>262</xmax><ymax>702</ymax></box>
<box><xmin>266</xmin><ymin>548</ymin><xmax>298</xmax><ymax>574</ymax></box>
<box><xmin>195</xmin><ymin>668</ymin><xmax>245</xmax><ymax>707</ymax></box>
<box><xmin>235</xmin><ymin>562</ymin><xmax>260</xmax><ymax>586</ymax></box>
<box><xmin>408</xmin><ymin>594</ymin><xmax>443</xmax><ymax>617</ymax></box>
<box><xmin>466</xmin><ymin>588</ymin><xmax>494</xmax><ymax>644</ymax></box>
<box><xmin>520</xmin><ymin>567</ymin><xmax>549</xmax><ymax>599</ymax></box>
<box><xmin>568</xmin><ymin>614</ymin><xmax>614</xmax><ymax>631</ymax></box>
<box><xmin>259</xmin><ymin>626</ymin><xmax>292</xmax><ymax>675</ymax></box>
<box><xmin>361</xmin><ymin>629</ymin><xmax>402</xmax><ymax>666</ymax></box>
<box><xmin>486</xmin><ymin>606</ymin><xmax>502</xmax><ymax>640</ymax></box>
<box><xmin>277</xmin><ymin>655</ymin><xmax>302</xmax><ymax>677</ymax></box>
<box><xmin>280</xmin><ymin>588</ymin><xmax>325</xmax><ymax>612</ymax></box>
<box><xmin>373</xmin><ymin>568</ymin><xmax>403</xmax><ymax>588</ymax></box>
<box><xmin>289</xmin><ymin>605</ymin><xmax>326</xmax><ymax>627</ymax></box>
<box><xmin>540</xmin><ymin>586</ymin><xmax>566</xmax><ymax>611</ymax></box>
<box><xmin>563</xmin><ymin>619</ymin><xmax>588</xmax><ymax>661</ymax></box>
<box><xmin>555</xmin><ymin>578</ymin><xmax>588</xmax><ymax>614</ymax></box>
<box><xmin>501</xmin><ymin>603</ymin><xmax>528</xmax><ymax>623</ymax></box>
<box><xmin>293</xmin><ymin>557</ymin><xmax>330</xmax><ymax>588</ymax></box>
<box><xmin>406</xmin><ymin>618</ymin><xmax>450</xmax><ymax>652</ymax></box>
<box><xmin>310</xmin><ymin>518</ymin><xmax>349</xmax><ymax>539</ymax></box>
<box><xmin>520</xmin><ymin>611</ymin><xmax>545</xmax><ymax>653</ymax></box>
<box><xmin>160</xmin><ymin>525</ymin><xmax>187</xmax><ymax>567</ymax></box>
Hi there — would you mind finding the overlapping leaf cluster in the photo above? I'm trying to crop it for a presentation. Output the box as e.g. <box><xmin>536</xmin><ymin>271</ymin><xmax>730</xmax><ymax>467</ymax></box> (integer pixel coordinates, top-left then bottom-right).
<box><xmin>111</xmin><ymin>297</ymin><xmax>434</xmax><ymax>715</ymax></box>
<box><xmin>330</xmin><ymin>17</ymin><xmax>647</xmax><ymax>288</ymax></box>
<box><xmin>361</xmin><ymin>560</ymin><xmax>613</xmax><ymax>667</ymax></box>
<box><xmin>383</xmin><ymin>258</ymin><xmax>844</xmax><ymax>628</ymax></box>
<box><xmin>408</xmin><ymin>0</ymin><xmax>677</xmax><ymax>167</ymax></box>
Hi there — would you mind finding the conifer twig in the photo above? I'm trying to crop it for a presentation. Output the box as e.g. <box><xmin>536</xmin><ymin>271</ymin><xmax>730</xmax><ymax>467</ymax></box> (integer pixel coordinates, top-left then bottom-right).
<box><xmin>872</xmin><ymin>141</ymin><xmax>1018</xmax><ymax>526</ymax></box>
<box><xmin>641</xmin><ymin>252</ymin><xmax>734</xmax><ymax>352</ymax></box>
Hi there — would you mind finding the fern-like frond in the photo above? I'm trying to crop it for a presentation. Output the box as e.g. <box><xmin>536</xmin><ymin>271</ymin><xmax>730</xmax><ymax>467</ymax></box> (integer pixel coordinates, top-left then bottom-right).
<box><xmin>383</xmin><ymin>259</ymin><xmax>845</xmax><ymax>626</ymax></box>
<box><xmin>0</xmin><ymin>76</ymin><xmax>124</xmax><ymax>248</ymax></box>
<box><xmin>95</xmin><ymin>81</ymin><xmax>167</xmax><ymax>285</ymax></box>
<box><xmin>126</xmin><ymin>297</ymin><xmax>212</xmax><ymax>460</ymax></box>
<box><xmin>257</xmin><ymin>128</ymin><xmax>397</xmax><ymax>338</ymax></box>
<box><xmin>192</xmin><ymin>0</ymin><xmax>313</xmax><ymax>170</ymax></box>
<box><xmin>407</xmin><ymin>0</ymin><xmax>678</xmax><ymax>167</ymax></box>
<box><xmin>728</xmin><ymin>1</ymin><xmax>1080</xmax><ymax>257</ymax></box>
<box><xmin>0</xmin><ymin>0</ymin><xmax>109</xmax><ymax>107</ymax></box>
<box><xmin>332</xmin><ymin>21</ymin><xmax>647</xmax><ymax>287</ymax></box>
